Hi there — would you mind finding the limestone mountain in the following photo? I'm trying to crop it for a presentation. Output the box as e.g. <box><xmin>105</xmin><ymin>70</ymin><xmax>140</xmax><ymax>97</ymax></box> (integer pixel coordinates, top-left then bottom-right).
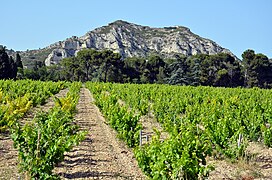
<box><xmin>19</xmin><ymin>20</ymin><xmax>236</xmax><ymax>66</ymax></box>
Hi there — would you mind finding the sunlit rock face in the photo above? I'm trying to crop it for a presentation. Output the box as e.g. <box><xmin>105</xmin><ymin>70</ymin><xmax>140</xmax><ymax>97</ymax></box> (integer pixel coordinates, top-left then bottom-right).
<box><xmin>41</xmin><ymin>20</ymin><xmax>235</xmax><ymax>66</ymax></box>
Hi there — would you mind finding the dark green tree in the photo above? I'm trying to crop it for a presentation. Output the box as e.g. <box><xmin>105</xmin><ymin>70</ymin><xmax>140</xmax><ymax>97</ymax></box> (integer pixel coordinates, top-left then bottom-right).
<box><xmin>9</xmin><ymin>56</ymin><xmax>17</xmax><ymax>79</ymax></box>
<box><xmin>157</xmin><ymin>66</ymin><xmax>166</xmax><ymax>84</ymax></box>
<box><xmin>61</xmin><ymin>57</ymin><xmax>84</xmax><ymax>81</ymax></box>
<box><xmin>165</xmin><ymin>55</ymin><xmax>189</xmax><ymax>85</ymax></box>
<box><xmin>242</xmin><ymin>49</ymin><xmax>257</xmax><ymax>87</ymax></box>
<box><xmin>211</xmin><ymin>53</ymin><xmax>243</xmax><ymax>87</ymax></box>
<box><xmin>77</xmin><ymin>48</ymin><xmax>101</xmax><ymax>81</ymax></box>
<box><xmin>0</xmin><ymin>45</ymin><xmax>18</xmax><ymax>79</ymax></box>
<box><xmin>186</xmin><ymin>57</ymin><xmax>201</xmax><ymax>86</ymax></box>
<box><xmin>99</xmin><ymin>50</ymin><xmax>123</xmax><ymax>82</ymax></box>
<box><xmin>15</xmin><ymin>53</ymin><xmax>23</xmax><ymax>69</ymax></box>
<box><xmin>61</xmin><ymin>49</ymin><xmax>123</xmax><ymax>82</ymax></box>
<box><xmin>15</xmin><ymin>53</ymin><xmax>24</xmax><ymax>79</ymax></box>
<box><xmin>185</xmin><ymin>53</ymin><xmax>243</xmax><ymax>87</ymax></box>
<box><xmin>0</xmin><ymin>46</ymin><xmax>10</xmax><ymax>79</ymax></box>
<box><xmin>123</xmin><ymin>57</ymin><xmax>146</xmax><ymax>83</ymax></box>
<box><xmin>242</xmin><ymin>49</ymin><xmax>272</xmax><ymax>88</ymax></box>
<box><xmin>145</xmin><ymin>55</ymin><xmax>165</xmax><ymax>83</ymax></box>
<box><xmin>46</xmin><ymin>65</ymin><xmax>64</xmax><ymax>81</ymax></box>
<box><xmin>186</xmin><ymin>54</ymin><xmax>210</xmax><ymax>85</ymax></box>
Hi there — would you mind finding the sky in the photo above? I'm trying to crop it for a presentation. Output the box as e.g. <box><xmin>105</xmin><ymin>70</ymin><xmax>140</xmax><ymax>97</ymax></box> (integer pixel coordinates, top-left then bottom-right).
<box><xmin>1</xmin><ymin>0</ymin><xmax>271</xmax><ymax>59</ymax></box>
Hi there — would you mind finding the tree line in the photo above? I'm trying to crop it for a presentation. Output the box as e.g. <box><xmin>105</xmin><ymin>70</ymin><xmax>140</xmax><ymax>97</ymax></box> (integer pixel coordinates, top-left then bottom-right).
<box><xmin>0</xmin><ymin>45</ymin><xmax>23</xmax><ymax>79</ymax></box>
<box><xmin>1</xmin><ymin>46</ymin><xmax>271</xmax><ymax>88</ymax></box>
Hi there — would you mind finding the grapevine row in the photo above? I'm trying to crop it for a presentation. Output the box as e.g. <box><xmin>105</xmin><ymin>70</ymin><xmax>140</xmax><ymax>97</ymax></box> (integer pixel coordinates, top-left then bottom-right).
<box><xmin>0</xmin><ymin>80</ymin><xmax>66</xmax><ymax>132</ymax></box>
<box><xmin>86</xmin><ymin>82</ymin><xmax>142</xmax><ymax>147</ymax></box>
<box><xmin>87</xmin><ymin>82</ymin><xmax>272</xmax><ymax>179</ymax></box>
<box><xmin>4</xmin><ymin>81</ymin><xmax>86</xmax><ymax>179</ymax></box>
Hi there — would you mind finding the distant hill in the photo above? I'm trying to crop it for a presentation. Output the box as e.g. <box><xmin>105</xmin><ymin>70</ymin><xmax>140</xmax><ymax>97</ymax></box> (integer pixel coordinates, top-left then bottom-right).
<box><xmin>16</xmin><ymin>20</ymin><xmax>237</xmax><ymax>66</ymax></box>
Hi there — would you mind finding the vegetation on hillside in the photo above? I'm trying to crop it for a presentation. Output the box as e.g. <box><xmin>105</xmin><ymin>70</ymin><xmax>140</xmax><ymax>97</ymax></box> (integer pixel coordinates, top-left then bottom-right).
<box><xmin>1</xmin><ymin>45</ymin><xmax>272</xmax><ymax>88</ymax></box>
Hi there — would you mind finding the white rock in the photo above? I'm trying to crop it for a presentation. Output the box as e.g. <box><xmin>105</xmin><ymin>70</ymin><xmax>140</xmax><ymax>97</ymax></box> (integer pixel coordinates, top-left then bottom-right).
<box><xmin>44</xmin><ymin>20</ymin><xmax>237</xmax><ymax>66</ymax></box>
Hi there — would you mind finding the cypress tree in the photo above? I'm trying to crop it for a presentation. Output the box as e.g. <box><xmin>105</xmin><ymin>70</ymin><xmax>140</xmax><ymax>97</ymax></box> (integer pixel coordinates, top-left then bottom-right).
<box><xmin>15</xmin><ymin>53</ymin><xmax>23</xmax><ymax>69</ymax></box>
<box><xmin>0</xmin><ymin>45</ymin><xmax>11</xmax><ymax>79</ymax></box>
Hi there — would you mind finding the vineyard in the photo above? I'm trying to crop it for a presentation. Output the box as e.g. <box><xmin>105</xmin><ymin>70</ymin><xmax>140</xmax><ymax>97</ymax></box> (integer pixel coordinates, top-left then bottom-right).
<box><xmin>1</xmin><ymin>80</ymin><xmax>272</xmax><ymax>179</ymax></box>
<box><xmin>86</xmin><ymin>83</ymin><xmax>272</xmax><ymax>179</ymax></box>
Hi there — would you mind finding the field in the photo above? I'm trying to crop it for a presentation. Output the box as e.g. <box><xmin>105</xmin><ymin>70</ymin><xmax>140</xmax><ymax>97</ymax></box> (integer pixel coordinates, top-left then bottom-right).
<box><xmin>0</xmin><ymin>80</ymin><xmax>272</xmax><ymax>179</ymax></box>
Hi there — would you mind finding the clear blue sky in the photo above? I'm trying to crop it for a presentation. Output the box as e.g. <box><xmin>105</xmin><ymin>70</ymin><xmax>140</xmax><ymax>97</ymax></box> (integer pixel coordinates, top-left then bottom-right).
<box><xmin>1</xmin><ymin>0</ymin><xmax>271</xmax><ymax>59</ymax></box>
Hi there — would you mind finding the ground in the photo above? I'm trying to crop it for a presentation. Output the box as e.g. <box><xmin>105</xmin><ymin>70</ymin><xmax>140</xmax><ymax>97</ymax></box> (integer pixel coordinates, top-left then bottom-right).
<box><xmin>0</xmin><ymin>88</ymin><xmax>272</xmax><ymax>179</ymax></box>
<box><xmin>0</xmin><ymin>88</ymin><xmax>145</xmax><ymax>180</ymax></box>
<box><xmin>54</xmin><ymin>88</ymin><xmax>145</xmax><ymax>179</ymax></box>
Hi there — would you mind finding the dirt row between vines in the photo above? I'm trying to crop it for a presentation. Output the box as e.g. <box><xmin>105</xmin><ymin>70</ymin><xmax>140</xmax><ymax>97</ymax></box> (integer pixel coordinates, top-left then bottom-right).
<box><xmin>117</xmin><ymin>98</ymin><xmax>169</xmax><ymax>145</ymax></box>
<box><xmin>209</xmin><ymin>141</ymin><xmax>272</xmax><ymax>180</ymax></box>
<box><xmin>0</xmin><ymin>89</ymin><xmax>69</xmax><ymax>180</ymax></box>
<box><xmin>54</xmin><ymin>88</ymin><xmax>145</xmax><ymax>179</ymax></box>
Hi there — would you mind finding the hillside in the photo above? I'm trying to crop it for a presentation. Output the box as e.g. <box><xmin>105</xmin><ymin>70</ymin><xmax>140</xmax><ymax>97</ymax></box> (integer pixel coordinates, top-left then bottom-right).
<box><xmin>15</xmin><ymin>20</ymin><xmax>236</xmax><ymax>66</ymax></box>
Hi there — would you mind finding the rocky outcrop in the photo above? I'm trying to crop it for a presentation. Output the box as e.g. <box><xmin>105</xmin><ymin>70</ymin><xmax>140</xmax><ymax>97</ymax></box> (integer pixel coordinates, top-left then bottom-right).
<box><xmin>42</xmin><ymin>20</ymin><xmax>236</xmax><ymax>66</ymax></box>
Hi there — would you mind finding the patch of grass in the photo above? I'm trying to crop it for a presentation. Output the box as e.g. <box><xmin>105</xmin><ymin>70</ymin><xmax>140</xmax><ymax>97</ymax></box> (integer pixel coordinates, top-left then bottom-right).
<box><xmin>230</xmin><ymin>158</ymin><xmax>263</xmax><ymax>179</ymax></box>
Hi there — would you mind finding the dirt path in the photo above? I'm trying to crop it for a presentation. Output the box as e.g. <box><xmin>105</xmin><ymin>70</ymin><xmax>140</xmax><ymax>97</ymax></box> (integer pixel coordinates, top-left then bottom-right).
<box><xmin>54</xmin><ymin>88</ymin><xmax>146</xmax><ymax>179</ymax></box>
<box><xmin>0</xmin><ymin>89</ymin><xmax>68</xmax><ymax>180</ymax></box>
<box><xmin>139</xmin><ymin>111</ymin><xmax>169</xmax><ymax>145</ymax></box>
<box><xmin>208</xmin><ymin>142</ymin><xmax>272</xmax><ymax>179</ymax></box>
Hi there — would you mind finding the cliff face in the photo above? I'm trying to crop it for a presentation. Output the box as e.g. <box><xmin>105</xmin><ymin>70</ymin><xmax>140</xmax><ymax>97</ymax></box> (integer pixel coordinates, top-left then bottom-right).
<box><xmin>20</xmin><ymin>20</ymin><xmax>236</xmax><ymax>66</ymax></box>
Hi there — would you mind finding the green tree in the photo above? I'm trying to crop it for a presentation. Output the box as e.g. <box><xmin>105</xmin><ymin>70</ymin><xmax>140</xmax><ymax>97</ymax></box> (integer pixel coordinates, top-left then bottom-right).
<box><xmin>242</xmin><ymin>49</ymin><xmax>272</xmax><ymax>88</ymax></box>
<box><xmin>187</xmin><ymin>54</ymin><xmax>210</xmax><ymax>86</ymax></box>
<box><xmin>145</xmin><ymin>55</ymin><xmax>165</xmax><ymax>83</ymax></box>
<box><xmin>46</xmin><ymin>65</ymin><xmax>64</xmax><ymax>81</ymax></box>
<box><xmin>185</xmin><ymin>53</ymin><xmax>243</xmax><ymax>87</ymax></box>
<box><xmin>61</xmin><ymin>49</ymin><xmax>123</xmax><ymax>82</ymax></box>
<box><xmin>0</xmin><ymin>45</ymin><xmax>10</xmax><ymax>79</ymax></box>
<box><xmin>15</xmin><ymin>53</ymin><xmax>23</xmax><ymax>69</ymax></box>
<box><xmin>123</xmin><ymin>57</ymin><xmax>146</xmax><ymax>83</ymax></box>
<box><xmin>253</xmin><ymin>53</ymin><xmax>272</xmax><ymax>88</ymax></box>
<box><xmin>123</xmin><ymin>55</ymin><xmax>165</xmax><ymax>84</ymax></box>
<box><xmin>77</xmin><ymin>48</ymin><xmax>100</xmax><ymax>81</ymax></box>
<box><xmin>212</xmin><ymin>53</ymin><xmax>243</xmax><ymax>87</ymax></box>
<box><xmin>157</xmin><ymin>66</ymin><xmax>166</xmax><ymax>84</ymax></box>
<box><xmin>186</xmin><ymin>57</ymin><xmax>201</xmax><ymax>86</ymax></box>
<box><xmin>165</xmin><ymin>55</ymin><xmax>189</xmax><ymax>85</ymax></box>
<box><xmin>99</xmin><ymin>50</ymin><xmax>123</xmax><ymax>82</ymax></box>
<box><xmin>61</xmin><ymin>57</ymin><xmax>84</xmax><ymax>81</ymax></box>
<box><xmin>9</xmin><ymin>56</ymin><xmax>17</xmax><ymax>79</ymax></box>
<box><xmin>0</xmin><ymin>45</ymin><xmax>18</xmax><ymax>79</ymax></box>
<box><xmin>242</xmin><ymin>49</ymin><xmax>257</xmax><ymax>87</ymax></box>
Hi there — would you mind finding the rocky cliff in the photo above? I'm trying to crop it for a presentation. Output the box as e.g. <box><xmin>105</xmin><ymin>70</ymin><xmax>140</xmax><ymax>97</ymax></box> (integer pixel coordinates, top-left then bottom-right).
<box><xmin>20</xmin><ymin>20</ymin><xmax>236</xmax><ymax>66</ymax></box>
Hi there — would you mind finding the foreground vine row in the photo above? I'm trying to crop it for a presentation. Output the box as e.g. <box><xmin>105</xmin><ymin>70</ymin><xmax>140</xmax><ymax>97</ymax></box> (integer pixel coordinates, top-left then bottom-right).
<box><xmin>0</xmin><ymin>80</ymin><xmax>86</xmax><ymax>179</ymax></box>
<box><xmin>87</xmin><ymin>82</ymin><xmax>272</xmax><ymax>179</ymax></box>
<box><xmin>0</xmin><ymin>80</ymin><xmax>66</xmax><ymax>132</ymax></box>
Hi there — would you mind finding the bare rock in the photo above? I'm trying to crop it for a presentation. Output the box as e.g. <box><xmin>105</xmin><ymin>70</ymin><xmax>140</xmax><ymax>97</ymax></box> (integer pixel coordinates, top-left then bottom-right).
<box><xmin>28</xmin><ymin>20</ymin><xmax>237</xmax><ymax>66</ymax></box>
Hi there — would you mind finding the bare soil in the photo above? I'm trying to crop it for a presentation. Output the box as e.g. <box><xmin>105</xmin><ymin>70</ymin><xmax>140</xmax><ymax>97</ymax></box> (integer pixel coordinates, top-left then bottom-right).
<box><xmin>0</xmin><ymin>134</ymin><xmax>19</xmax><ymax>180</ymax></box>
<box><xmin>54</xmin><ymin>88</ymin><xmax>146</xmax><ymax>179</ymax></box>
<box><xmin>139</xmin><ymin>112</ymin><xmax>169</xmax><ymax>145</ymax></box>
<box><xmin>209</xmin><ymin>142</ymin><xmax>272</xmax><ymax>179</ymax></box>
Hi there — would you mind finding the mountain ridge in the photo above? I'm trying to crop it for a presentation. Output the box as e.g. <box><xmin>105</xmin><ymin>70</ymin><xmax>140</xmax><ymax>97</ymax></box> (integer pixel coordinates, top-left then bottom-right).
<box><xmin>18</xmin><ymin>20</ymin><xmax>237</xmax><ymax>67</ymax></box>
